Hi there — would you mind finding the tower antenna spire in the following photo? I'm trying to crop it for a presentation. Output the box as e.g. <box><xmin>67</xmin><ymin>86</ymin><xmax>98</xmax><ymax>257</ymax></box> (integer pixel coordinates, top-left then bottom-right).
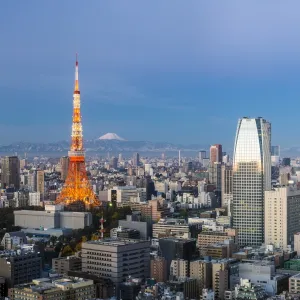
<box><xmin>56</xmin><ymin>56</ymin><xmax>100</xmax><ymax>209</ymax></box>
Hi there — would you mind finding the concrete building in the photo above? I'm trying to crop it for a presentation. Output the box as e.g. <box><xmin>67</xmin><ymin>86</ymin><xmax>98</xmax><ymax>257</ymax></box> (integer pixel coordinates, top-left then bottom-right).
<box><xmin>108</xmin><ymin>186</ymin><xmax>146</xmax><ymax>203</ymax></box>
<box><xmin>212</xmin><ymin>261</ymin><xmax>229</xmax><ymax>300</ymax></box>
<box><xmin>234</xmin><ymin>278</ymin><xmax>268</xmax><ymax>300</ymax></box>
<box><xmin>150</xmin><ymin>257</ymin><xmax>168</xmax><ymax>283</ymax></box>
<box><xmin>1</xmin><ymin>156</ymin><xmax>20</xmax><ymax>190</ymax></box>
<box><xmin>210</xmin><ymin>144</ymin><xmax>223</xmax><ymax>164</ymax></box>
<box><xmin>60</xmin><ymin>156</ymin><xmax>69</xmax><ymax>181</ymax></box>
<box><xmin>14</xmin><ymin>205</ymin><xmax>92</xmax><ymax>229</ymax></box>
<box><xmin>119</xmin><ymin>215</ymin><xmax>149</xmax><ymax>240</ymax></box>
<box><xmin>1</xmin><ymin>231</ymin><xmax>27</xmax><ymax>250</ymax></box>
<box><xmin>265</xmin><ymin>186</ymin><xmax>300</xmax><ymax>250</ymax></box>
<box><xmin>198</xmin><ymin>231</ymin><xmax>236</xmax><ymax>255</ymax></box>
<box><xmin>209</xmin><ymin>162</ymin><xmax>222</xmax><ymax>192</ymax></box>
<box><xmin>221</xmin><ymin>165</ymin><xmax>233</xmax><ymax>210</ymax></box>
<box><xmin>81</xmin><ymin>238</ymin><xmax>150</xmax><ymax>292</ymax></box>
<box><xmin>9</xmin><ymin>277</ymin><xmax>95</xmax><ymax>300</ymax></box>
<box><xmin>159</xmin><ymin>238</ymin><xmax>196</xmax><ymax>276</ymax></box>
<box><xmin>0</xmin><ymin>248</ymin><xmax>41</xmax><ymax>288</ymax></box>
<box><xmin>110</xmin><ymin>226</ymin><xmax>140</xmax><ymax>239</ymax></box>
<box><xmin>170</xmin><ymin>259</ymin><xmax>189</xmax><ymax>279</ymax></box>
<box><xmin>152</xmin><ymin>218</ymin><xmax>192</xmax><ymax>239</ymax></box>
<box><xmin>52</xmin><ymin>256</ymin><xmax>82</xmax><ymax>274</ymax></box>
<box><xmin>190</xmin><ymin>260</ymin><xmax>212</xmax><ymax>296</ymax></box>
<box><xmin>201</xmin><ymin>289</ymin><xmax>215</xmax><ymax>300</ymax></box>
<box><xmin>233</xmin><ymin>117</ymin><xmax>271</xmax><ymax>246</ymax></box>
<box><xmin>239</xmin><ymin>260</ymin><xmax>288</xmax><ymax>296</ymax></box>
<box><xmin>27</xmin><ymin>171</ymin><xmax>37</xmax><ymax>192</ymax></box>
<box><xmin>36</xmin><ymin>170</ymin><xmax>45</xmax><ymax>195</ymax></box>
<box><xmin>294</xmin><ymin>233</ymin><xmax>300</xmax><ymax>256</ymax></box>
<box><xmin>140</xmin><ymin>198</ymin><xmax>170</xmax><ymax>223</ymax></box>
<box><xmin>28</xmin><ymin>192</ymin><xmax>41</xmax><ymax>206</ymax></box>
<box><xmin>289</xmin><ymin>273</ymin><xmax>300</xmax><ymax>293</ymax></box>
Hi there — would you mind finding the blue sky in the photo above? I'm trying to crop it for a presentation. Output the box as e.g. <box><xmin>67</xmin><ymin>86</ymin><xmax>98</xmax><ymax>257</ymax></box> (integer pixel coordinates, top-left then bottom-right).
<box><xmin>1</xmin><ymin>1</ymin><xmax>300</xmax><ymax>149</ymax></box>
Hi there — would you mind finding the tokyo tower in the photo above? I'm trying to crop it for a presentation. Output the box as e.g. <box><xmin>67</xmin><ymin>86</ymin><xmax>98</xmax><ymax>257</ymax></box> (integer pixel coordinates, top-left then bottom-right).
<box><xmin>56</xmin><ymin>55</ymin><xmax>100</xmax><ymax>208</ymax></box>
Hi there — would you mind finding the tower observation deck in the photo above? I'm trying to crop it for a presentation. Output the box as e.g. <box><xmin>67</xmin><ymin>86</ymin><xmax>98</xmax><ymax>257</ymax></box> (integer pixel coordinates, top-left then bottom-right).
<box><xmin>55</xmin><ymin>55</ymin><xmax>100</xmax><ymax>208</ymax></box>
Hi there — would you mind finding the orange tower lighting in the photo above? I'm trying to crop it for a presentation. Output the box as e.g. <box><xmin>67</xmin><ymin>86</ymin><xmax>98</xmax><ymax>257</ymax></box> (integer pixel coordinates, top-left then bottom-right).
<box><xmin>56</xmin><ymin>55</ymin><xmax>100</xmax><ymax>208</ymax></box>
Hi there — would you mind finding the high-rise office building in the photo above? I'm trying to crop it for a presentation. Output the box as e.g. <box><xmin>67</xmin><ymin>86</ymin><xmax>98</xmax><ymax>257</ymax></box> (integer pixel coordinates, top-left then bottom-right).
<box><xmin>36</xmin><ymin>170</ymin><xmax>44</xmax><ymax>195</ymax></box>
<box><xmin>271</xmin><ymin>146</ymin><xmax>280</xmax><ymax>156</ymax></box>
<box><xmin>221</xmin><ymin>165</ymin><xmax>233</xmax><ymax>209</ymax></box>
<box><xmin>210</xmin><ymin>144</ymin><xmax>222</xmax><ymax>164</ymax></box>
<box><xmin>1</xmin><ymin>156</ymin><xmax>20</xmax><ymax>190</ymax></box>
<box><xmin>132</xmin><ymin>153</ymin><xmax>140</xmax><ymax>167</ymax></box>
<box><xmin>232</xmin><ymin>117</ymin><xmax>271</xmax><ymax>246</ymax></box>
<box><xmin>199</xmin><ymin>151</ymin><xmax>206</xmax><ymax>162</ymax></box>
<box><xmin>110</xmin><ymin>157</ymin><xmax>118</xmax><ymax>169</ymax></box>
<box><xmin>60</xmin><ymin>156</ymin><xmax>69</xmax><ymax>181</ymax></box>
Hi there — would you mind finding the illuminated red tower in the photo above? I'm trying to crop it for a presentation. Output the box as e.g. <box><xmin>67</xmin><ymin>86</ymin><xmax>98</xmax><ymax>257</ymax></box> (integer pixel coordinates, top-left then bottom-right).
<box><xmin>56</xmin><ymin>55</ymin><xmax>100</xmax><ymax>208</ymax></box>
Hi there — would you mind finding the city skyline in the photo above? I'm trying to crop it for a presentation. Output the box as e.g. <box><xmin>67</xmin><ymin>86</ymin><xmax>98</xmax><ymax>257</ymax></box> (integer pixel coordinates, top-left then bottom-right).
<box><xmin>2</xmin><ymin>1</ymin><xmax>300</xmax><ymax>147</ymax></box>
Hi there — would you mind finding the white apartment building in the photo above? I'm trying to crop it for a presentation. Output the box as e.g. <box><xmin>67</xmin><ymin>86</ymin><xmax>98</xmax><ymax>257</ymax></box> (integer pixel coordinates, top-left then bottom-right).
<box><xmin>170</xmin><ymin>259</ymin><xmax>189</xmax><ymax>279</ymax></box>
<box><xmin>29</xmin><ymin>192</ymin><xmax>41</xmax><ymax>206</ymax></box>
<box><xmin>265</xmin><ymin>186</ymin><xmax>300</xmax><ymax>250</ymax></box>
<box><xmin>152</xmin><ymin>219</ymin><xmax>191</xmax><ymax>239</ymax></box>
<box><xmin>108</xmin><ymin>186</ymin><xmax>146</xmax><ymax>203</ymax></box>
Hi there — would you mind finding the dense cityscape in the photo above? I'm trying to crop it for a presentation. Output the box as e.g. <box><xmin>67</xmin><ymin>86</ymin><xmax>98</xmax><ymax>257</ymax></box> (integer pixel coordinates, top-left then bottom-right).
<box><xmin>0</xmin><ymin>58</ymin><xmax>298</xmax><ymax>300</ymax></box>
<box><xmin>3</xmin><ymin>2</ymin><xmax>300</xmax><ymax>300</ymax></box>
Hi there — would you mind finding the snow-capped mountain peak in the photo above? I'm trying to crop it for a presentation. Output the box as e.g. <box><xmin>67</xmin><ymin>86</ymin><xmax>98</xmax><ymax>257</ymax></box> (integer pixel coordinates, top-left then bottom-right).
<box><xmin>98</xmin><ymin>133</ymin><xmax>125</xmax><ymax>141</ymax></box>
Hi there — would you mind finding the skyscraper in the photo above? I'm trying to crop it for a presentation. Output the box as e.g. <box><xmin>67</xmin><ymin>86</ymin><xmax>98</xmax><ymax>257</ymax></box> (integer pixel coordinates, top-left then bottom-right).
<box><xmin>60</xmin><ymin>156</ymin><xmax>69</xmax><ymax>181</ymax></box>
<box><xmin>1</xmin><ymin>156</ymin><xmax>20</xmax><ymax>190</ymax></box>
<box><xmin>132</xmin><ymin>152</ymin><xmax>140</xmax><ymax>167</ymax></box>
<box><xmin>36</xmin><ymin>170</ymin><xmax>45</xmax><ymax>195</ymax></box>
<box><xmin>232</xmin><ymin>117</ymin><xmax>271</xmax><ymax>246</ymax></box>
<box><xmin>210</xmin><ymin>144</ymin><xmax>222</xmax><ymax>164</ymax></box>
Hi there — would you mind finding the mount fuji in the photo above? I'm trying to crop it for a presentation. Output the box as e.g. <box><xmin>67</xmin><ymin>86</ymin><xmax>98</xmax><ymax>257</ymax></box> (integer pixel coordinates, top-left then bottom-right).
<box><xmin>98</xmin><ymin>133</ymin><xmax>125</xmax><ymax>141</ymax></box>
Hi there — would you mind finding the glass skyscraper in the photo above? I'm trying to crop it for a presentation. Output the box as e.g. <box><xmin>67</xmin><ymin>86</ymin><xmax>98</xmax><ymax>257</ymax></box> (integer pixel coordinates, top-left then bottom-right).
<box><xmin>232</xmin><ymin>117</ymin><xmax>271</xmax><ymax>246</ymax></box>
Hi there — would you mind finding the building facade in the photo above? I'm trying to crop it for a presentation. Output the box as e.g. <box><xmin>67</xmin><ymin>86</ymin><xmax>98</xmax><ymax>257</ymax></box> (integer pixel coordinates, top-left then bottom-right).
<box><xmin>232</xmin><ymin>117</ymin><xmax>271</xmax><ymax>246</ymax></box>
<box><xmin>265</xmin><ymin>186</ymin><xmax>300</xmax><ymax>250</ymax></box>
<box><xmin>1</xmin><ymin>156</ymin><xmax>20</xmax><ymax>190</ymax></box>
<box><xmin>210</xmin><ymin>144</ymin><xmax>223</xmax><ymax>164</ymax></box>
<box><xmin>81</xmin><ymin>238</ymin><xmax>150</xmax><ymax>292</ymax></box>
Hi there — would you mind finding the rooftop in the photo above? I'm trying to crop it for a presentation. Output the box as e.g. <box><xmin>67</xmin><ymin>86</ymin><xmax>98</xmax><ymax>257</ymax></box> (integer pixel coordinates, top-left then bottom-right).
<box><xmin>84</xmin><ymin>238</ymin><xmax>149</xmax><ymax>247</ymax></box>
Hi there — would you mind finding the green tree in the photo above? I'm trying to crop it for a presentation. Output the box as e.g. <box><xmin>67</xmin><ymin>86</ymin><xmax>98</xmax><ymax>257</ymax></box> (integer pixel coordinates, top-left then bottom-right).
<box><xmin>61</xmin><ymin>245</ymin><xmax>74</xmax><ymax>257</ymax></box>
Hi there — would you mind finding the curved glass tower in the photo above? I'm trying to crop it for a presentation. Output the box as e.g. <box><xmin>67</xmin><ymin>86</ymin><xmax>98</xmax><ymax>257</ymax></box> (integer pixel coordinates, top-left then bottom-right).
<box><xmin>232</xmin><ymin>117</ymin><xmax>271</xmax><ymax>246</ymax></box>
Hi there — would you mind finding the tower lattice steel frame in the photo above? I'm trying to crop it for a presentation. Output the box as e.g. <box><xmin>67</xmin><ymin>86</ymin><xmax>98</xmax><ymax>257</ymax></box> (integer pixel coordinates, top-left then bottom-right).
<box><xmin>56</xmin><ymin>55</ymin><xmax>100</xmax><ymax>208</ymax></box>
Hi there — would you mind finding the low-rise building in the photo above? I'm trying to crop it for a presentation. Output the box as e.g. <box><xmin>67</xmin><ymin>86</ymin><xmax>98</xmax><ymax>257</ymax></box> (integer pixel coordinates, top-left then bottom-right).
<box><xmin>9</xmin><ymin>276</ymin><xmax>96</xmax><ymax>299</ymax></box>
<box><xmin>52</xmin><ymin>255</ymin><xmax>82</xmax><ymax>274</ymax></box>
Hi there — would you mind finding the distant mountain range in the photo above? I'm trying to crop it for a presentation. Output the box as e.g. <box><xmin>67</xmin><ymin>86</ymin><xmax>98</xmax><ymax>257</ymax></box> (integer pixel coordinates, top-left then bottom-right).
<box><xmin>0</xmin><ymin>139</ymin><xmax>209</xmax><ymax>154</ymax></box>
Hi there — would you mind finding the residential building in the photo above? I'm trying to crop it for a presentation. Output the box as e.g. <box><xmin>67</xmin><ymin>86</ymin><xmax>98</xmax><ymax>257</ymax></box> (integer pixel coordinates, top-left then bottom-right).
<box><xmin>152</xmin><ymin>218</ymin><xmax>193</xmax><ymax>239</ymax></box>
<box><xmin>212</xmin><ymin>261</ymin><xmax>229</xmax><ymax>300</ymax></box>
<box><xmin>158</xmin><ymin>238</ymin><xmax>196</xmax><ymax>276</ymax></box>
<box><xmin>52</xmin><ymin>256</ymin><xmax>82</xmax><ymax>274</ymax></box>
<box><xmin>60</xmin><ymin>156</ymin><xmax>69</xmax><ymax>181</ymax></box>
<box><xmin>221</xmin><ymin>165</ymin><xmax>233</xmax><ymax>210</ymax></box>
<box><xmin>1</xmin><ymin>156</ymin><xmax>20</xmax><ymax>190</ymax></box>
<box><xmin>1</xmin><ymin>231</ymin><xmax>27</xmax><ymax>250</ymax></box>
<box><xmin>294</xmin><ymin>233</ymin><xmax>300</xmax><ymax>256</ymax></box>
<box><xmin>232</xmin><ymin>117</ymin><xmax>271</xmax><ymax>246</ymax></box>
<box><xmin>150</xmin><ymin>257</ymin><xmax>168</xmax><ymax>283</ymax></box>
<box><xmin>190</xmin><ymin>260</ymin><xmax>212</xmax><ymax>296</ymax></box>
<box><xmin>265</xmin><ymin>186</ymin><xmax>300</xmax><ymax>250</ymax></box>
<box><xmin>289</xmin><ymin>273</ymin><xmax>300</xmax><ymax>293</ymax></box>
<box><xmin>170</xmin><ymin>259</ymin><xmax>189</xmax><ymax>279</ymax></box>
<box><xmin>36</xmin><ymin>170</ymin><xmax>45</xmax><ymax>195</ymax></box>
<box><xmin>198</xmin><ymin>231</ymin><xmax>236</xmax><ymax>255</ymax></box>
<box><xmin>28</xmin><ymin>192</ymin><xmax>41</xmax><ymax>206</ymax></box>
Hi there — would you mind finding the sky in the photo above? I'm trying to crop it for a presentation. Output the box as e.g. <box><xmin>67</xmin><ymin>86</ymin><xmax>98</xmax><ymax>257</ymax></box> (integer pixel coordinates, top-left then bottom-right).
<box><xmin>1</xmin><ymin>1</ymin><xmax>300</xmax><ymax>149</ymax></box>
